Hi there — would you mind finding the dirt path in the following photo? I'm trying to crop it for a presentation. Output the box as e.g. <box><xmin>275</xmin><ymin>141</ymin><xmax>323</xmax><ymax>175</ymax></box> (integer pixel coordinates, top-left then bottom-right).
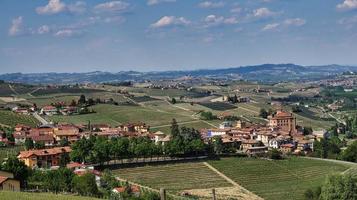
<box><xmin>203</xmin><ymin>162</ymin><xmax>263</xmax><ymax>199</ymax></box>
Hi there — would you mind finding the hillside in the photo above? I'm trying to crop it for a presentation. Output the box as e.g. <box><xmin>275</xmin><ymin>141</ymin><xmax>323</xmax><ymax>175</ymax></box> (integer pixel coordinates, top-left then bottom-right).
<box><xmin>1</xmin><ymin>64</ymin><xmax>356</xmax><ymax>84</ymax></box>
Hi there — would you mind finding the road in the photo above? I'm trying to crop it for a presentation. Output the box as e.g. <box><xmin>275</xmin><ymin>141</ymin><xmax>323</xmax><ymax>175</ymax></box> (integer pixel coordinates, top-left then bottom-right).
<box><xmin>33</xmin><ymin>112</ymin><xmax>50</xmax><ymax>125</ymax></box>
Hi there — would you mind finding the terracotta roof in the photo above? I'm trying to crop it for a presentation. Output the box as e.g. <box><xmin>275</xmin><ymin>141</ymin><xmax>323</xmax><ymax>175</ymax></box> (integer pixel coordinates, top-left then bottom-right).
<box><xmin>18</xmin><ymin>146</ymin><xmax>71</xmax><ymax>158</ymax></box>
<box><xmin>0</xmin><ymin>176</ymin><xmax>8</xmax><ymax>184</ymax></box>
<box><xmin>66</xmin><ymin>162</ymin><xmax>84</xmax><ymax>169</ymax></box>
<box><xmin>242</xmin><ymin>139</ymin><xmax>260</xmax><ymax>144</ymax></box>
<box><xmin>280</xmin><ymin>144</ymin><xmax>295</xmax><ymax>148</ymax></box>
<box><xmin>113</xmin><ymin>185</ymin><xmax>140</xmax><ymax>193</ymax></box>
<box><xmin>42</xmin><ymin>106</ymin><xmax>57</xmax><ymax>111</ymax></box>
<box><xmin>54</xmin><ymin>128</ymin><xmax>79</xmax><ymax>136</ymax></box>
<box><xmin>30</xmin><ymin>134</ymin><xmax>54</xmax><ymax>142</ymax></box>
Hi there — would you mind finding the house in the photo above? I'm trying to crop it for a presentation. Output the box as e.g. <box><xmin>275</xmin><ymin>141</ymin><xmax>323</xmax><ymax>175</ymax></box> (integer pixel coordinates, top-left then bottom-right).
<box><xmin>13</xmin><ymin>131</ymin><xmax>27</xmax><ymax>145</ymax></box>
<box><xmin>14</xmin><ymin>108</ymin><xmax>30</xmax><ymax>115</ymax></box>
<box><xmin>241</xmin><ymin>140</ymin><xmax>261</xmax><ymax>151</ymax></box>
<box><xmin>112</xmin><ymin>185</ymin><xmax>141</xmax><ymax>197</ymax></box>
<box><xmin>74</xmin><ymin>168</ymin><xmax>101</xmax><ymax>186</ymax></box>
<box><xmin>219</xmin><ymin>121</ymin><xmax>234</xmax><ymax>129</ymax></box>
<box><xmin>268</xmin><ymin>110</ymin><xmax>297</xmax><ymax>133</ymax></box>
<box><xmin>66</xmin><ymin>162</ymin><xmax>86</xmax><ymax>170</ymax></box>
<box><xmin>41</xmin><ymin>105</ymin><xmax>58</xmax><ymax>116</ymax></box>
<box><xmin>245</xmin><ymin>146</ymin><xmax>268</xmax><ymax>156</ymax></box>
<box><xmin>122</xmin><ymin>123</ymin><xmax>149</xmax><ymax>133</ymax></box>
<box><xmin>256</xmin><ymin>132</ymin><xmax>274</xmax><ymax>146</ymax></box>
<box><xmin>30</xmin><ymin>134</ymin><xmax>55</xmax><ymax>147</ymax></box>
<box><xmin>280</xmin><ymin>143</ymin><xmax>295</xmax><ymax>154</ymax></box>
<box><xmin>296</xmin><ymin>139</ymin><xmax>314</xmax><ymax>152</ymax></box>
<box><xmin>53</xmin><ymin>126</ymin><xmax>80</xmax><ymax>142</ymax></box>
<box><xmin>18</xmin><ymin>146</ymin><xmax>71</xmax><ymax>168</ymax></box>
<box><xmin>206</xmin><ymin>129</ymin><xmax>231</xmax><ymax>137</ymax></box>
<box><xmin>0</xmin><ymin>171</ymin><xmax>20</xmax><ymax>191</ymax></box>
<box><xmin>313</xmin><ymin>130</ymin><xmax>329</xmax><ymax>141</ymax></box>
<box><xmin>92</xmin><ymin>124</ymin><xmax>111</xmax><ymax>132</ymax></box>
<box><xmin>268</xmin><ymin>137</ymin><xmax>290</xmax><ymax>149</ymax></box>
<box><xmin>153</xmin><ymin>131</ymin><xmax>171</xmax><ymax>145</ymax></box>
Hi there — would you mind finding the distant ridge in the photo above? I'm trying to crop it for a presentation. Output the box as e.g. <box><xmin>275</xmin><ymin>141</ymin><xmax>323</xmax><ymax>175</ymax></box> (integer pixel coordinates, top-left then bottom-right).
<box><xmin>1</xmin><ymin>64</ymin><xmax>356</xmax><ymax>84</ymax></box>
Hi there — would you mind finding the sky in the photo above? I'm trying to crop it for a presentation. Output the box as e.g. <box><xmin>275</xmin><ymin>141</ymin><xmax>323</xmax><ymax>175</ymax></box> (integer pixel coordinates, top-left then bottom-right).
<box><xmin>0</xmin><ymin>0</ymin><xmax>357</xmax><ymax>73</ymax></box>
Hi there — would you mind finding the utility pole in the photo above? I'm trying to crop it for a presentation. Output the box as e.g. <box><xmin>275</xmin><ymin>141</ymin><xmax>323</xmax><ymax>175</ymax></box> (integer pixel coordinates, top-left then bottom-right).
<box><xmin>212</xmin><ymin>188</ymin><xmax>216</xmax><ymax>200</ymax></box>
<box><xmin>160</xmin><ymin>188</ymin><xmax>166</xmax><ymax>200</ymax></box>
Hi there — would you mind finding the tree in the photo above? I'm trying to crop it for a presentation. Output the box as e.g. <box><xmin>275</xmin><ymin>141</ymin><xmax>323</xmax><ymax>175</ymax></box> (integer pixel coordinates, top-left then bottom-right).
<box><xmin>43</xmin><ymin>168</ymin><xmax>74</xmax><ymax>193</ymax></box>
<box><xmin>24</xmin><ymin>138</ymin><xmax>34</xmax><ymax>150</ymax></box>
<box><xmin>72</xmin><ymin>173</ymin><xmax>99</xmax><ymax>197</ymax></box>
<box><xmin>59</xmin><ymin>153</ymin><xmax>70</xmax><ymax>167</ymax></box>
<box><xmin>269</xmin><ymin>149</ymin><xmax>282</xmax><ymax>160</ymax></box>
<box><xmin>170</xmin><ymin>119</ymin><xmax>180</xmax><ymax>138</ymax></box>
<box><xmin>59</xmin><ymin>137</ymin><xmax>69</xmax><ymax>147</ymax></box>
<box><xmin>70</xmin><ymin>99</ymin><xmax>77</xmax><ymax>106</ymax></box>
<box><xmin>259</xmin><ymin>108</ymin><xmax>268</xmax><ymax>119</ymax></box>
<box><xmin>212</xmin><ymin>136</ymin><xmax>223</xmax><ymax>155</ymax></box>
<box><xmin>78</xmin><ymin>95</ymin><xmax>86</xmax><ymax>105</ymax></box>
<box><xmin>171</xmin><ymin>97</ymin><xmax>177</xmax><ymax>104</ymax></box>
<box><xmin>0</xmin><ymin>156</ymin><xmax>30</xmax><ymax>186</ymax></box>
<box><xmin>34</xmin><ymin>141</ymin><xmax>45</xmax><ymax>149</ymax></box>
<box><xmin>342</xmin><ymin>141</ymin><xmax>357</xmax><ymax>162</ymax></box>
<box><xmin>320</xmin><ymin>174</ymin><xmax>357</xmax><ymax>200</ymax></box>
<box><xmin>200</xmin><ymin>111</ymin><xmax>216</xmax><ymax>120</ymax></box>
<box><xmin>303</xmin><ymin>127</ymin><xmax>313</xmax><ymax>136</ymax></box>
<box><xmin>87</xmin><ymin>98</ymin><xmax>95</xmax><ymax>106</ymax></box>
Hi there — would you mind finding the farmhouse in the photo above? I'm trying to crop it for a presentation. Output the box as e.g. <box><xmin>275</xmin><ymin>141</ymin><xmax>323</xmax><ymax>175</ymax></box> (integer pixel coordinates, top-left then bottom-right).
<box><xmin>0</xmin><ymin>171</ymin><xmax>20</xmax><ymax>191</ymax></box>
<box><xmin>18</xmin><ymin>146</ymin><xmax>71</xmax><ymax>168</ymax></box>
<box><xmin>53</xmin><ymin>125</ymin><xmax>80</xmax><ymax>142</ymax></box>
<box><xmin>41</xmin><ymin>105</ymin><xmax>58</xmax><ymax>115</ymax></box>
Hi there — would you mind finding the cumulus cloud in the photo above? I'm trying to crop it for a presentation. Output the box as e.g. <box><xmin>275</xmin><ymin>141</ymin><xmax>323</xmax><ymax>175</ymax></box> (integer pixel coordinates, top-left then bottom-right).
<box><xmin>8</xmin><ymin>16</ymin><xmax>24</xmax><ymax>36</ymax></box>
<box><xmin>337</xmin><ymin>0</ymin><xmax>357</xmax><ymax>11</ymax></box>
<box><xmin>262</xmin><ymin>23</ymin><xmax>279</xmax><ymax>31</ymax></box>
<box><xmin>150</xmin><ymin>16</ymin><xmax>190</xmax><ymax>28</ymax></box>
<box><xmin>54</xmin><ymin>29</ymin><xmax>82</xmax><ymax>38</ymax></box>
<box><xmin>283</xmin><ymin>18</ymin><xmax>306</xmax><ymax>26</ymax></box>
<box><xmin>252</xmin><ymin>7</ymin><xmax>277</xmax><ymax>18</ymax></box>
<box><xmin>147</xmin><ymin>0</ymin><xmax>176</xmax><ymax>6</ymax></box>
<box><xmin>198</xmin><ymin>1</ymin><xmax>225</xmax><ymax>8</ymax></box>
<box><xmin>36</xmin><ymin>0</ymin><xmax>86</xmax><ymax>15</ymax></box>
<box><xmin>37</xmin><ymin>25</ymin><xmax>51</xmax><ymax>34</ymax></box>
<box><xmin>94</xmin><ymin>1</ymin><xmax>129</xmax><ymax>13</ymax></box>
<box><xmin>204</xmin><ymin>15</ymin><xmax>238</xmax><ymax>27</ymax></box>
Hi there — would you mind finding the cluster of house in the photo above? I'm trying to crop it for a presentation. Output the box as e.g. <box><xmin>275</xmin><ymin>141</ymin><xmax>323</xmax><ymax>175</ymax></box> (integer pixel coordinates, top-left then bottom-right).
<box><xmin>201</xmin><ymin>109</ymin><xmax>328</xmax><ymax>156</ymax></box>
<box><xmin>4</xmin><ymin>103</ymin><xmax>79</xmax><ymax>116</ymax></box>
<box><xmin>13</xmin><ymin>122</ymin><xmax>171</xmax><ymax>169</ymax></box>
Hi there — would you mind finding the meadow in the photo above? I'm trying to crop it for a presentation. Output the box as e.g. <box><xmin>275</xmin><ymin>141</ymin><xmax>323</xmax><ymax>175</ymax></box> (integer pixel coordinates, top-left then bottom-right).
<box><xmin>208</xmin><ymin>157</ymin><xmax>350</xmax><ymax>200</ymax></box>
<box><xmin>0</xmin><ymin>191</ymin><xmax>100</xmax><ymax>200</ymax></box>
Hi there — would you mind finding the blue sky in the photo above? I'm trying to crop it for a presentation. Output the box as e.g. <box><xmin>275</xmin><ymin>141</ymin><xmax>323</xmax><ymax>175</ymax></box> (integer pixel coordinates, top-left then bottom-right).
<box><xmin>0</xmin><ymin>0</ymin><xmax>357</xmax><ymax>73</ymax></box>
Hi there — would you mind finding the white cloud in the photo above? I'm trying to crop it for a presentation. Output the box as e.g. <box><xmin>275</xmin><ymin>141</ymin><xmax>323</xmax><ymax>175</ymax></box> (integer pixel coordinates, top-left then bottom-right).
<box><xmin>283</xmin><ymin>18</ymin><xmax>306</xmax><ymax>26</ymax></box>
<box><xmin>36</xmin><ymin>0</ymin><xmax>86</xmax><ymax>15</ymax></box>
<box><xmin>54</xmin><ymin>29</ymin><xmax>82</xmax><ymax>38</ymax></box>
<box><xmin>337</xmin><ymin>0</ymin><xmax>357</xmax><ymax>11</ymax></box>
<box><xmin>150</xmin><ymin>16</ymin><xmax>190</xmax><ymax>28</ymax></box>
<box><xmin>230</xmin><ymin>7</ymin><xmax>242</xmax><ymax>14</ymax></box>
<box><xmin>252</xmin><ymin>7</ymin><xmax>277</xmax><ymax>18</ymax></box>
<box><xmin>8</xmin><ymin>16</ymin><xmax>24</xmax><ymax>36</ymax></box>
<box><xmin>204</xmin><ymin>15</ymin><xmax>238</xmax><ymax>27</ymax></box>
<box><xmin>36</xmin><ymin>0</ymin><xmax>66</xmax><ymax>15</ymax></box>
<box><xmin>147</xmin><ymin>0</ymin><xmax>176</xmax><ymax>6</ymax></box>
<box><xmin>94</xmin><ymin>1</ymin><xmax>129</xmax><ymax>13</ymax></box>
<box><xmin>37</xmin><ymin>25</ymin><xmax>51</xmax><ymax>34</ymax></box>
<box><xmin>262</xmin><ymin>23</ymin><xmax>279</xmax><ymax>31</ymax></box>
<box><xmin>198</xmin><ymin>1</ymin><xmax>225</xmax><ymax>9</ymax></box>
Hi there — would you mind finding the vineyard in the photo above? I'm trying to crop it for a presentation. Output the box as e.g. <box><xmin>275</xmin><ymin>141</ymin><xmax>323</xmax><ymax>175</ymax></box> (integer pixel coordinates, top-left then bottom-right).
<box><xmin>0</xmin><ymin>110</ymin><xmax>38</xmax><ymax>127</ymax></box>
<box><xmin>208</xmin><ymin>157</ymin><xmax>350</xmax><ymax>200</ymax></box>
<box><xmin>0</xmin><ymin>191</ymin><xmax>100</xmax><ymax>200</ymax></box>
<box><xmin>112</xmin><ymin>162</ymin><xmax>232</xmax><ymax>193</ymax></box>
<box><xmin>198</xmin><ymin>102</ymin><xmax>237</xmax><ymax>111</ymax></box>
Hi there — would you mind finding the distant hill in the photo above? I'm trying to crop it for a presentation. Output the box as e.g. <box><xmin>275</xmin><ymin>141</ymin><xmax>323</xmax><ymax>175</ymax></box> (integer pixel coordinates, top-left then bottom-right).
<box><xmin>0</xmin><ymin>64</ymin><xmax>356</xmax><ymax>84</ymax></box>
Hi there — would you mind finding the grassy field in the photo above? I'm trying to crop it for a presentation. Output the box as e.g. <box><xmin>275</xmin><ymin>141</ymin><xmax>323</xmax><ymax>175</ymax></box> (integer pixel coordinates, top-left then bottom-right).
<box><xmin>112</xmin><ymin>162</ymin><xmax>232</xmax><ymax>194</ymax></box>
<box><xmin>0</xmin><ymin>110</ymin><xmax>38</xmax><ymax>127</ymax></box>
<box><xmin>208</xmin><ymin>157</ymin><xmax>350</xmax><ymax>200</ymax></box>
<box><xmin>0</xmin><ymin>191</ymin><xmax>100</xmax><ymax>200</ymax></box>
<box><xmin>0</xmin><ymin>146</ymin><xmax>25</xmax><ymax>162</ymax></box>
<box><xmin>49</xmin><ymin>104</ymin><xmax>194</xmax><ymax>127</ymax></box>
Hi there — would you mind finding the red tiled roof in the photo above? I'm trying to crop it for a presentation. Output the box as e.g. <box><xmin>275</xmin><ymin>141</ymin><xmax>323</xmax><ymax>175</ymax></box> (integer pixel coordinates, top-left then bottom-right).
<box><xmin>0</xmin><ymin>176</ymin><xmax>9</xmax><ymax>184</ymax></box>
<box><xmin>18</xmin><ymin>146</ymin><xmax>71</xmax><ymax>158</ymax></box>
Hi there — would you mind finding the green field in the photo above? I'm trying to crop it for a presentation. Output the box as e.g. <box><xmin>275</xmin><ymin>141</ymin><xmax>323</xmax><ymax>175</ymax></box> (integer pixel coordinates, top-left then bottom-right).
<box><xmin>49</xmin><ymin>104</ymin><xmax>194</xmax><ymax>127</ymax></box>
<box><xmin>0</xmin><ymin>110</ymin><xmax>38</xmax><ymax>127</ymax></box>
<box><xmin>208</xmin><ymin>157</ymin><xmax>350</xmax><ymax>200</ymax></box>
<box><xmin>112</xmin><ymin>162</ymin><xmax>232</xmax><ymax>193</ymax></box>
<box><xmin>0</xmin><ymin>191</ymin><xmax>99</xmax><ymax>200</ymax></box>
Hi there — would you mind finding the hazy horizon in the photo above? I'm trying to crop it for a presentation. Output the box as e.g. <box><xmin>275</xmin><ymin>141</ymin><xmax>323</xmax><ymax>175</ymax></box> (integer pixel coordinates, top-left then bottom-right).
<box><xmin>1</xmin><ymin>0</ymin><xmax>357</xmax><ymax>73</ymax></box>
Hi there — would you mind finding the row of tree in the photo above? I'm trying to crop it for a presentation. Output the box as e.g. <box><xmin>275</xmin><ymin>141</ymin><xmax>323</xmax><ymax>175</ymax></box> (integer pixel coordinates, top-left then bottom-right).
<box><xmin>70</xmin><ymin>119</ymin><xmax>209</xmax><ymax>165</ymax></box>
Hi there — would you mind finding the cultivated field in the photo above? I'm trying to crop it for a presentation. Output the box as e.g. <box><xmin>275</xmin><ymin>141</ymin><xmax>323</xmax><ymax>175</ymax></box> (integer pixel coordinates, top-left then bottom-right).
<box><xmin>0</xmin><ymin>191</ymin><xmax>100</xmax><ymax>200</ymax></box>
<box><xmin>0</xmin><ymin>110</ymin><xmax>38</xmax><ymax>127</ymax></box>
<box><xmin>0</xmin><ymin>146</ymin><xmax>24</xmax><ymax>162</ymax></box>
<box><xmin>112</xmin><ymin>162</ymin><xmax>232</xmax><ymax>193</ymax></box>
<box><xmin>208</xmin><ymin>157</ymin><xmax>351</xmax><ymax>200</ymax></box>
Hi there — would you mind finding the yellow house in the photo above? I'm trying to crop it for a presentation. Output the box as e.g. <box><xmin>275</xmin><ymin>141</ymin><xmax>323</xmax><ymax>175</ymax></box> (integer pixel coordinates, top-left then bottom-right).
<box><xmin>0</xmin><ymin>171</ymin><xmax>20</xmax><ymax>191</ymax></box>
